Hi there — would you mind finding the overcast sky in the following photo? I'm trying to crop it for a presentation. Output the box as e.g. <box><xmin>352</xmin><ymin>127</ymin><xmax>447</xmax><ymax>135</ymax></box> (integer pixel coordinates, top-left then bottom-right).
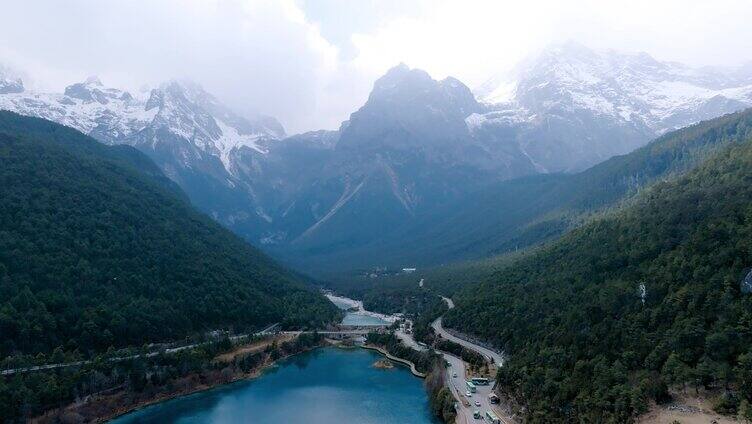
<box><xmin>2</xmin><ymin>0</ymin><xmax>752</xmax><ymax>134</ymax></box>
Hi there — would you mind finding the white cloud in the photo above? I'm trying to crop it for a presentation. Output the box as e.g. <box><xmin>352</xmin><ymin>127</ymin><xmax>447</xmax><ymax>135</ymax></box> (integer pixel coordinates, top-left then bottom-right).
<box><xmin>349</xmin><ymin>0</ymin><xmax>752</xmax><ymax>88</ymax></box>
<box><xmin>350</xmin><ymin>0</ymin><xmax>560</xmax><ymax>86</ymax></box>
<box><xmin>0</xmin><ymin>0</ymin><xmax>354</xmax><ymax>133</ymax></box>
<box><xmin>1</xmin><ymin>0</ymin><xmax>752</xmax><ymax>133</ymax></box>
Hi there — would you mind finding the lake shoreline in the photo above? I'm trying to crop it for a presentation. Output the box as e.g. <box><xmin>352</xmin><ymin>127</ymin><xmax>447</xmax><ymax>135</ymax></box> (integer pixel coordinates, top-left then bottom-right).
<box><xmin>68</xmin><ymin>342</ymin><xmax>431</xmax><ymax>424</ymax></box>
<box><xmin>106</xmin><ymin>344</ymin><xmax>440</xmax><ymax>424</ymax></box>
<box><xmin>36</xmin><ymin>294</ymin><xmax>430</xmax><ymax>423</ymax></box>
<box><xmin>31</xmin><ymin>337</ymin><xmax>327</xmax><ymax>424</ymax></box>
<box><xmin>361</xmin><ymin>344</ymin><xmax>427</xmax><ymax>378</ymax></box>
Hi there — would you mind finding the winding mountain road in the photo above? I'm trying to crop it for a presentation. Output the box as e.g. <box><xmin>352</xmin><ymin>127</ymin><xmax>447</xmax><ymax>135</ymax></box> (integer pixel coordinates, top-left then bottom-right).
<box><xmin>434</xmin><ymin>296</ymin><xmax>503</xmax><ymax>366</ymax></box>
<box><xmin>432</xmin><ymin>317</ymin><xmax>504</xmax><ymax>368</ymax></box>
<box><xmin>2</xmin><ymin>323</ymin><xmax>281</xmax><ymax>376</ymax></box>
<box><xmin>433</xmin><ymin>296</ymin><xmax>513</xmax><ymax>423</ymax></box>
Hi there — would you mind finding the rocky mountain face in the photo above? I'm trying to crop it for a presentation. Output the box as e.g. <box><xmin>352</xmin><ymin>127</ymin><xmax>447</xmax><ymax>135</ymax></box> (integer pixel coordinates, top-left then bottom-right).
<box><xmin>474</xmin><ymin>42</ymin><xmax>752</xmax><ymax>172</ymax></box>
<box><xmin>0</xmin><ymin>64</ymin><xmax>535</xmax><ymax>263</ymax></box>
<box><xmin>0</xmin><ymin>73</ymin><xmax>286</xmax><ymax>241</ymax></box>
<box><xmin>0</xmin><ymin>77</ymin><xmax>23</xmax><ymax>94</ymax></box>
<box><xmin>235</xmin><ymin>64</ymin><xmax>537</xmax><ymax>260</ymax></box>
<box><xmin>3</xmin><ymin>45</ymin><xmax>752</xmax><ymax>276</ymax></box>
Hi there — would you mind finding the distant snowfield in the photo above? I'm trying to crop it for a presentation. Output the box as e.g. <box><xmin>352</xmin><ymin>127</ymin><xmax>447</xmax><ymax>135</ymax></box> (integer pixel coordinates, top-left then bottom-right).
<box><xmin>475</xmin><ymin>42</ymin><xmax>752</xmax><ymax>134</ymax></box>
<box><xmin>0</xmin><ymin>87</ymin><xmax>157</xmax><ymax>139</ymax></box>
<box><xmin>0</xmin><ymin>76</ymin><xmax>282</xmax><ymax>177</ymax></box>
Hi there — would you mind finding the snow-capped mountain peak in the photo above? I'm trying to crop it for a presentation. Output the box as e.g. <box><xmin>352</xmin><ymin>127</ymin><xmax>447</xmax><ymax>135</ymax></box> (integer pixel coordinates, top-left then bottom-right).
<box><xmin>142</xmin><ymin>80</ymin><xmax>284</xmax><ymax>170</ymax></box>
<box><xmin>339</xmin><ymin>63</ymin><xmax>480</xmax><ymax>150</ymax></box>
<box><xmin>0</xmin><ymin>77</ymin><xmax>24</xmax><ymax>94</ymax></box>
<box><xmin>0</xmin><ymin>66</ymin><xmax>24</xmax><ymax>94</ymax></box>
<box><xmin>470</xmin><ymin>42</ymin><xmax>752</xmax><ymax>173</ymax></box>
<box><xmin>63</xmin><ymin>76</ymin><xmax>136</xmax><ymax>105</ymax></box>
<box><xmin>477</xmin><ymin>42</ymin><xmax>752</xmax><ymax>133</ymax></box>
<box><xmin>0</xmin><ymin>74</ymin><xmax>285</xmax><ymax>175</ymax></box>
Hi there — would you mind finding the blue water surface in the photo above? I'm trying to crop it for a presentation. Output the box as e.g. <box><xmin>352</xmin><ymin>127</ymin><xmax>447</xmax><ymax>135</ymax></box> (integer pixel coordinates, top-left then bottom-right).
<box><xmin>110</xmin><ymin>347</ymin><xmax>439</xmax><ymax>424</ymax></box>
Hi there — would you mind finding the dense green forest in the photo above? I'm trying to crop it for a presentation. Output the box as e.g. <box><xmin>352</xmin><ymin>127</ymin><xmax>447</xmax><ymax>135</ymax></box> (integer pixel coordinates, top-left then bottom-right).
<box><xmin>321</xmin><ymin>108</ymin><xmax>752</xmax><ymax>273</ymax></box>
<box><xmin>0</xmin><ymin>112</ymin><xmax>339</xmax><ymax>358</ymax></box>
<box><xmin>443</xmin><ymin>121</ymin><xmax>752</xmax><ymax>421</ymax></box>
<box><xmin>325</xmin><ymin>272</ymin><xmax>445</xmax><ymax>317</ymax></box>
<box><xmin>365</xmin><ymin>108</ymin><xmax>752</xmax><ymax>299</ymax></box>
<box><xmin>0</xmin><ymin>332</ymin><xmax>327</xmax><ymax>422</ymax></box>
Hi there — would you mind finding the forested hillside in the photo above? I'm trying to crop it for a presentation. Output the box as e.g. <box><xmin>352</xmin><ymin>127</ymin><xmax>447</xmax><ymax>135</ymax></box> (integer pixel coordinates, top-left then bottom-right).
<box><xmin>443</xmin><ymin>126</ymin><xmax>752</xmax><ymax>421</ymax></box>
<box><xmin>316</xmin><ymin>109</ymin><xmax>752</xmax><ymax>274</ymax></box>
<box><xmin>0</xmin><ymin>112</ymin><xmax>338</xmax><ymax>358</ymax></box>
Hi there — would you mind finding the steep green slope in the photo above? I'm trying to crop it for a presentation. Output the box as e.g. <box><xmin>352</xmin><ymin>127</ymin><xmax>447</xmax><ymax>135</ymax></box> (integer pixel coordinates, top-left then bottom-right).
<box><xmin>0</xmin><ymin>112</ymin><xmax>338</xmax><ymax>357</ymax></box>
<box><xmin>308</xmin><ymin>109</ymin><xmax>752</xmax><ymax>275</ymax></box>
<box><xmin>444</xmin><ymin>131</ymin><xmax>752</xmax><ymax>421</ymax></box>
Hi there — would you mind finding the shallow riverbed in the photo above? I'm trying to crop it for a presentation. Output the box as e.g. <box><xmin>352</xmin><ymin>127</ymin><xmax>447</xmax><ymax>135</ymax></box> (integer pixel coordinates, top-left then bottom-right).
<box><xmin>327</xmin><ymin>293</ymin><xmax>394</xmax><ymax>327</ymax></box>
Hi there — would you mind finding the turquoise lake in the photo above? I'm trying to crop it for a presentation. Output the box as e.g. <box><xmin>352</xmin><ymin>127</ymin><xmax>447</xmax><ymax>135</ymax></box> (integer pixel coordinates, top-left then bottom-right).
<box><xmin>110</xmin><ymin>347</ymin><xmax>439</xmax><ymax>424</ymax></box>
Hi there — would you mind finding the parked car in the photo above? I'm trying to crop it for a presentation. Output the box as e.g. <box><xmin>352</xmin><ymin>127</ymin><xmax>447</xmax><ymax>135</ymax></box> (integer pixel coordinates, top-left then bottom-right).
<box><xmin>474</xmin><ymin>400</ymin><xmax>481</xmax><ymax>407</ymax></box>
<box><xmin>466</xmin><ymin>390</ymin><xmax>472</xmax><ymax>397</ymax></box>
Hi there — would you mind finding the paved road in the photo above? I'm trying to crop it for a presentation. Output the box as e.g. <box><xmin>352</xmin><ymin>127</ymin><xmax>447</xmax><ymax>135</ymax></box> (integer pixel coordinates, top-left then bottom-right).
<box><xmin>450</xmin><ymin>353</ymin><xmax>513</xmax><ymax>423</ymax></box>
<box><xmin>435</xmin><ymin>296</ymin><xmax>504</xmax><ymax>367</ymax></box>
<box><xmin>387</xmin><ymin>312</ymin><xmax>483</xmax><ymax>422</ymax></box>
<box><xmin>395</xmin><ymin>319</ymin><xmax>429</xmax><ymax>352</ymax></box>
<box><xmin>444</xmin><ymin>350</ymin><xmax>505</xmax><ymax>423</ymax></box>
<box><xmin>432</xmin><ymin>317</ymin><xmax>504</xmax><ymax>367</ymax></box>
<box><xmin>434</xmin><ymin>295</ymin><xmax>515</xmax><ymax>423</ymax></box>
<box><xmin>283</xmin><ymin>330</ymin><xmax>371</xmax><ymax>335</ymax></box>
<box><xmin>2</xmin><ymin>323</ymin><xmax>281</xmax><ymax>376</ymax></box>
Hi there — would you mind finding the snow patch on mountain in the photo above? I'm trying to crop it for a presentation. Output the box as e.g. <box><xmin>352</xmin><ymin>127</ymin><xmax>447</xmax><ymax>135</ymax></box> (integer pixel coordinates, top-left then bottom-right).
<box><xmin>215</xmin><ymin>120</ymin><xmax>267</xmax><ymax>170</ymax></box>
<box><xmin>477</xmin><ymin>42</ymin><xmax>752</xmax><ymax>134</ymax></box>
<box><xmin>0</xmin><ymin>76</ymin><xmax>284</xmax><ymax>175</ymax></box>
<box><xmin>0</xmin><ymin>78</ymin><xmax>156</xmax><ymax>141</ymax></box>
<box><xmin>0</xmin><ymin>66</ymin><xmax>24</xmax><ymax>94</ymax></box>
<box><xmin>464</xmin><ymin>112</ymin><xmax>487</xmax><ymax>131</ymax></box>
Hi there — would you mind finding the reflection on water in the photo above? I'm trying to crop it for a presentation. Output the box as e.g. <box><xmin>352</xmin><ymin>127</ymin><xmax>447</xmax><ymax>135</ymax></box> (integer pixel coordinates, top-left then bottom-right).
<box><xmin>110</xmin><ymin>348</ymin><xmax>438</xmax><ymax>424</ymax></box>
